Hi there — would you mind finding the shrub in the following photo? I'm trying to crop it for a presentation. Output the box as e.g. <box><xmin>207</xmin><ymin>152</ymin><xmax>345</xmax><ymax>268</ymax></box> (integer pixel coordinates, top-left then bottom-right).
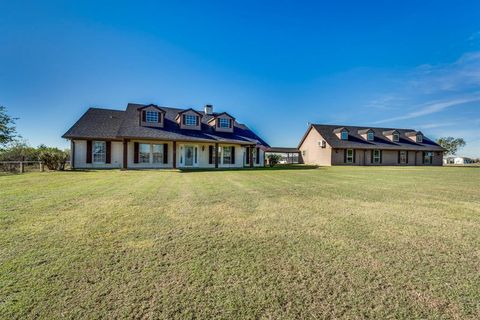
<box><xmin>267</xmin><ymin>154</ymin><xmax>282</xmax><ymax>167</ymax></box>
<box><xmin>39</xmin><ymin>148</ymin><xmax>69</xmax><ymax>170</ymax></box>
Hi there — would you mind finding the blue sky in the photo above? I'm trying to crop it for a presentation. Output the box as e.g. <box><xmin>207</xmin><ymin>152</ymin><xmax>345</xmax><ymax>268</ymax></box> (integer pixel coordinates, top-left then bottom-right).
<box><xmin>1</xmin><ymin>1</ymin><xmax>480</xmax><ymax>156</ymax></box>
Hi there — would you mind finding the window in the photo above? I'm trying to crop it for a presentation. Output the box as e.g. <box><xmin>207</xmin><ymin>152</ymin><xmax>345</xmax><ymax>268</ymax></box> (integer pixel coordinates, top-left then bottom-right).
<box><xmin>400</xmin><ymin>150</ymin><xmax>407</xmax><ymax>164</ymax></box>
<box><xmin>367</xmin><ymin>132</ymin><xmax>374</xmax><ymax>141</ymax></box>
<box><xmin>341</xmin><ymin>131</ymin><xmax>348</xmax><ymax>140</ymax></box>
<box><xmin>393</xmin><ymin>133</ymin><xmax>399</xmax><ymax>142</ymax></box>
<box><xmin>373</xmin><ymin>150</ymin><xmax>381</xmax><ymax>164</ymax></box>
<box><xmin>184</xmin><ymin>115</ymin><xmax>197</xmax><ymax>126</ymax></box>
<box><xmin>145</xmin><ymin>111</ymin><xmax>159</xmax><ymax>123</ymax></box>
<box><xmin>223</xmin><ymin>146</ymin><xmax>232</xmax><ymax>164</ymax></box>
<box><xmin>346</xmin><ymin>149</ymin><xmax>354</xmax><ymax>163</ymax></box>
<box><xmin>152</xmin><ymin>144</ymin><xmax>163</xmax><ymax>163</ymax></box>
<box><xmin>318</xmin><ymin>140</ymin><xmax>326</xmax><ymax>148</ymax></box>
<box><xmin>302</xmin><ymin>150</ymin><xmax>306</xmax><ymax>156</ymax></box>
<box><xmin>416</xmin><ymin>135</ymin><xmax>423</xmax><ymax>143</ymax></box>
<box><xmin>93</xmin><ymin>141</ymin><xmax>106</xmax><ymax>163</ymax></box>
<box><xmin>219</xmin><ymin>118</ymin><xmax>230</xmax><ymax>128</ymax></box>
<box><xmin>139</xmin><ymin>144</ymin><xmax>150</xmax><ymax>163</ymax></box>
<box><xmin>424</xmin><ymin>151</ymin><xmax>433</xmax><ymax>164</ymax></box>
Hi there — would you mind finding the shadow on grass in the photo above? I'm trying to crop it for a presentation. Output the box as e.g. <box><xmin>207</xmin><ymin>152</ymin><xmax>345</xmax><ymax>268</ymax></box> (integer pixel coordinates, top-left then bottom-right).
<box><xmin>178</xmin><ymin>164</ymin><xmax>319</xmax><ymax>173</ymax></box>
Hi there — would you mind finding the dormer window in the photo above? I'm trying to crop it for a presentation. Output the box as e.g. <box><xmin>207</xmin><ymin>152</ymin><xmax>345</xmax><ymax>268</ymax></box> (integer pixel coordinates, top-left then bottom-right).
<box><xmin>367</xmin><ymin>132</ymin><xmax>374</xmax><ymax>141</ymax></box>
<box><xmin>393</xmin><ymin>133</ymin><xmax>399</xmax><ymax>142</ymax></box>
<box><xmin>219</xmin><ymin>118</ymin><xmax>230</xmax><ymax>128</ymax></box>
<box><xmin>341</xmin><ymin>131</ymin><xmax>348</xmax><ymax>140</ymax></box>
<box><xmin>416</xmin><ymin>135</ymin><xmax>423</xmax><ymax>143</ymax></box>
<box><xmin>145</xmin><ymin>111</ymin><xmax>158</xmax><ymax>123</ymax></box>
<box><xmin>184</xmin><ymin>114</ymin><xmax>198</xmax><ymax>126</ymax></box>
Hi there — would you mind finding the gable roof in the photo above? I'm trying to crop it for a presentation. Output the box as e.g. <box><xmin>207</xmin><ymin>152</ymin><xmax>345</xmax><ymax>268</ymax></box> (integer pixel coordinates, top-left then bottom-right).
<box><xmin>137</xmin><ymin>104</ymin><xmax>166</xmax><ymax>113</ymax></box>
<box><xmin>63</xmin><ymin>103</ymin><xmax>269</xmax><ymax>147</ymax></box>
<box><xmin>298</xmin><ymin>124</ymin><xmax>444</xmax><ymax>151</ymax></box>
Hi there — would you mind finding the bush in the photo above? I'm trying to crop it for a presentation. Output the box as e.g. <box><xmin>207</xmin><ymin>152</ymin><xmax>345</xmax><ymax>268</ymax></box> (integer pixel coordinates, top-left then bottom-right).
<box><xmin>39</xmin><ymin>148</ymin><xmax>69</xmax><ymax>170</ymax></box>
<box><xmin>267</xmin><ymin>154</ymin><xmax>282</xmax><ymax>167</ymax></box>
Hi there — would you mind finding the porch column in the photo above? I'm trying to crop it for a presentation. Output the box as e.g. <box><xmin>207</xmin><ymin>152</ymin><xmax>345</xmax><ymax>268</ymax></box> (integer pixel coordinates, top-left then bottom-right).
<box><xmin>173</xmin><ymin>141</ymin><xmax>177</xmax><ymax>169</ymax></box>
<box><xmin>122</xmin><ymin>139</ymin><xmax>128</xmax><ymax>170</ymax></box>
<box><xmin>215</xmin><ymin>143</ymin><xmax>219</xmax><ymax>168</ymax></box>
<box><xmin>249</xmin><ymin>145</ymin><xmax>254</xmax><ymax>168</ymax></box>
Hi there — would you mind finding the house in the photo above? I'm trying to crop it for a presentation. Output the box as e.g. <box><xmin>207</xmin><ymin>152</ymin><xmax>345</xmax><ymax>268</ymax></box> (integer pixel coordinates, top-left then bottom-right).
<box><xmin>62</xmin><ymin>103</ymin><xmax>269</xmax><ymax>169</ymax></box>
<box><xmin>444</xmin><ymin>156</ymin><xmax>475</xmax><ymax>165</ymax></box>
<box><xmin>298</xmin><ymin>124</ymin><xmax>444</xmax><ymax>166</ymax></box>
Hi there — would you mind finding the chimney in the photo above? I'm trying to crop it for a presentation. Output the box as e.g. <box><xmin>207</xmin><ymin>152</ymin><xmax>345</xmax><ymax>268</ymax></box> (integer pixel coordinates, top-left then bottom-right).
<box><xmin>204</xmin><ymin>104</ymin><xmax>213</xmax><ymax>115</ymax></box>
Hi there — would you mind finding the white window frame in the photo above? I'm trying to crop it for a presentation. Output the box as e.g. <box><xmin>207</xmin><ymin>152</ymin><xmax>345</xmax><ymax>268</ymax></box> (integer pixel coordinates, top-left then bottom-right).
<box><xmin>424</xmin><ymin>152</ymin><xmax>433</xmax><ymax>164</ymax></box>
<box><xmin>139</xmin><ymin>143</ymin><xmax>151</xmax><ymax>163</ymax></box>
<box><xmin>373</xmin><ymin>150</ymin><xmax>381</xmax><ymax>164</ymax></box>
<box><xmin>93</xmin><ymin>141</ymin><xmax>106</xmax><ymax>163</ymax></box>
<box><xmin>367</xmin><ymin>132</ymin><xmax>374</xmax><ymax>141</ymax></box>
<box><xmin>341</xmin><ymin>131</ymin><xmax>348</xmax><ymax>140</ymax></box>
<box><xmin>184</xmin><ymin>115</ymin><xmax>197</xmax><ymax>126</ymax></box>
<box><xmin>393</xmin><ymin>133</ymin><xmax>399</xmax><ymax>142</ymax></box>
<box><xmin>218</xmin><ymin>118</ymin><xmax>230</xmax><ymax>128</ymax></box>
<box><xmin>152</xmin><ymin>144</ymin><xmax>163</xmax><ymax>163</ymax></box>
<box><xmin>416</xmin><ymin>135</ymin><xmax>423</xmax><ymax>143</ymax></box>
<box><xmin>145</xmin><ymin>111</ymin><xmax>159</xmax><ymax>123</ymax></box>
<box><xmin>346</xmin><ymin>149</ymin><xmax>354</xmax><ymax>163</ymax></box>
<box><xmin>222</xmin><ymin>146</ymin><xmax>232</xmax><ymax>164</ymax></box>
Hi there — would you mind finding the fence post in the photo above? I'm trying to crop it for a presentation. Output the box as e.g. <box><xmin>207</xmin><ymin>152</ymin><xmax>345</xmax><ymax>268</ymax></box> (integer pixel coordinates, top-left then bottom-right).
<box><xmin>40</xmin><ymin>162</ymin><xmax>45</xmax><ymax>172</ymax></box>
<box><xmin>19</xmin><ymin>161</ymin><xmax>25</xmax><ymax>173</ymax></box>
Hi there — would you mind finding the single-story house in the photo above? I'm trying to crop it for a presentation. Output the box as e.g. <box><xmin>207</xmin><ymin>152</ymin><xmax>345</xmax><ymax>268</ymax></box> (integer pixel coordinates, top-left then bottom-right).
<box><xmin>298</xmin><ymin>124</ymin><xmax>445</xmax><ymax>166</ymax></box>
<box><xmin>62</xmin><ymin>103</ymin><xmax>269</xmax><ymax>169</ymax></box>
<box><xmin>444</xmin><ymin>156</ymin><xmax>475</xmax><ymax>165</ymax></box>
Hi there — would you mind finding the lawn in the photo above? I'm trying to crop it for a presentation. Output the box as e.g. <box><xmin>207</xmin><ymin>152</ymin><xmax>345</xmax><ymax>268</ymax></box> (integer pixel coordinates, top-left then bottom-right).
<box><xmin>1</xmin><ymin>166</ymin><xmax>479</xmax><ymax>319</ymax></box>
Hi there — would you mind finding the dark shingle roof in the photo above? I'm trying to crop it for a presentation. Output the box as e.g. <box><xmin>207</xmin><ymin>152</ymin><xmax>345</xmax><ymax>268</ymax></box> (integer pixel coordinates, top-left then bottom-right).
<box><xmin>63</xmin><ymin>103</ymin><xmax>269</xmax><ymax>147</ymax></box>
<box><xmin>299</xmin><ymin>124</ymin><xmax>444</xmax><ymax>151</ymax></box>
<box><xmin>62</xmin><ymin>108</ymin><xmax>126</xmax><ymax>140</ymax></box>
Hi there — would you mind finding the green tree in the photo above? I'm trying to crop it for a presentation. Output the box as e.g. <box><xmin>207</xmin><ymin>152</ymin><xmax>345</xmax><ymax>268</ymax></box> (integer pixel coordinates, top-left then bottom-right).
<box><xmin>436</xmin><ymin>137</ymin><xmax>466</xmax><ymax>156</ymax></box>
<box><xmin>267</xmin><ymin>154</ymin><xmax>282</xmax><ymax>167</ymax></box>
<box><xmin>0</xmin><ymin>106</ymin><xmax>18</xmax><ymax>147</ymax></box>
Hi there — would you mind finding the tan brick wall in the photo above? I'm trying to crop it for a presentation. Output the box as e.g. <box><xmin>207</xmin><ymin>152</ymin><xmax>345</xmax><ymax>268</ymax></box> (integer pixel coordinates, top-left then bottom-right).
<box><xmin>299</xmin><ymin>127</ymin><xmax>332</xmax><ymax>166</ymax></box>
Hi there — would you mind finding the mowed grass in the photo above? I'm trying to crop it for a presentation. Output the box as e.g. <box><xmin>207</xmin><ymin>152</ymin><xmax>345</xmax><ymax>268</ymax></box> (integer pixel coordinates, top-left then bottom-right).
<box><xmin>1</xmin><ymin>167</ymin><xmax>479</xmax><ymax>319</ymax></box>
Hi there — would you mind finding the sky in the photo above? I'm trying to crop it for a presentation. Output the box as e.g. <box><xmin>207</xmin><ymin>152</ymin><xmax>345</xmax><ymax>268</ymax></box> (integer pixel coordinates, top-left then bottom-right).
<box><xmin>1</xmin><ymin>0</ymin><xmax>480</xmax><ymax>157</ymax></box>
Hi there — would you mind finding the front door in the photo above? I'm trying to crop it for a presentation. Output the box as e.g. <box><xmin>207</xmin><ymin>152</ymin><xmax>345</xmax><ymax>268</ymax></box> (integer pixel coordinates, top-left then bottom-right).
<box><xmin>185</xmin><ymin>146</ymin><xmax>194</xmax><ymax>166</ymax></box>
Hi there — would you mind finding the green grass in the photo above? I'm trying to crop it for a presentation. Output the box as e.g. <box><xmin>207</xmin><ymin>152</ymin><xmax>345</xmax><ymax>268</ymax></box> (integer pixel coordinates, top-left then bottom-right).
<box><xmin>1</xmin><ymin>166</ymin><xmax>479</xmax><ymax>319</ymax></box>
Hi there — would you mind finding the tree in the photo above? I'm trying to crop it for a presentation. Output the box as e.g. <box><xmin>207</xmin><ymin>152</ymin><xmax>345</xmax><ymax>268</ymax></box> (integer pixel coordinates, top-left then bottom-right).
<box><xmin>436</xmin><ymin>137</ymin><xmax>466</xmax><ymax>156</ymax></box>
<box><xmin>0</xmin><ymin>140</ymin><xmax>40</xmax><ymax>161</ymax></box>
<box><xmin>267</xmin><ymin>154</ymin><xmax>282</xmax><ymax>167</ymax></box>
<box><xmin>0</xmin><ymin>106</ymin><xmax>18</xmax><ymax>147</ymax></box>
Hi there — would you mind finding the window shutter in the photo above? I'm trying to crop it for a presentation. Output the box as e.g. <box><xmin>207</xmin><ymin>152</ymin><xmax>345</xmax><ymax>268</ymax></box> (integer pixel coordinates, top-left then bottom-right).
<box><xmin>380</xmin><ymin>150</ymin><xmax>383</xmax><ymax>164</ymax></box>
<box><xmin>158</xmin><ymin>113</ymin><xmax>162</xmax><ymax>123</ymax></box>
<box><xmin>106</xmin><ymin>141</ymin><xmax>111</xmax><ymax>164</ymax></box>
<box><xmin>256</xmin><ymin>147</ymin><xmax>260</xmax><ymax>164</ymax></box>
<box><xmin>231</xmin><ymin>146</ymin><xmax>235</xmax><ymax>164</ymax></box>
<box><xmin>229</xmin><ymin>119</ymin><xmax>232</xmax><ymax>128</ymax></box>
<box><xmin>406</xmin><ymin>151</ymin><xmax>409</xmax><ymax>164</ymax></box>
<box><xmin>398</xmin><ymin>151</ymin><xmax>400</xmax><ymax>164</ymax></box>
<box><xmin>182</xmin><ymin>114</ymin><xmax>186</xmax><ymax>125</ymax></box>
<box><xmin>216</xmin><ymin>118</ymin><xmax>220</xmax><ymax>127</ymax></box>
<box><xmin>344</xmin><ymin>149</ymin><xmax>347</xmax><ymax>163</ymax></box>
<box><xmin>86</xmin><ymin>140</ymin><xmax>92</xmax><ymax>163</ymax></box>
<box><xmin>245</xmin><ymin>147</ymin><xmax>250</xmax><ymax>164</ymax></box>
<box><xmin>422</xmin><ymin>152</ymin><xmax>425</xmax><ymax>164</ymax></box>
<box><xmin>196</xmin><ymin>116</ymin><xmax>199</xmax><ymax>126</ymax></box>
<box><xmin>142</xmin><ymin>110</ymin><xmax>146</xmax><ymax>122</ymax></box>
<box><xmin>208</xmin><ymin>146</ymin><xmax>213</xmax><ymax>164</ymax></box>
<box><xmin>163</xmin><ymin>143</ymin><xmax>168</xmax><ymax>164</ymax></box>
<box><xmin>134</xmin><ymin>142</ymin><xmax>139</xmax><ymax>164</ymax></box>
<box><xmin>371</xmin><ymin>150</ymin><xmax>373</xmax><ymax>163</ymax></box>
<box><xmin>353</xmin><ymin>149</ymin><xmax>356</xmax><ymax>163</ymax></box>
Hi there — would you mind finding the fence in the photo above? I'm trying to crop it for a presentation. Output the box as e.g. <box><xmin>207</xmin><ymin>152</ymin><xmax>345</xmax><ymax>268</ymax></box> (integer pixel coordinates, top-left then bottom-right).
<box><xmin>0</xmin><ymin>161</ymin><xmax>71</xmax><ymax>173</ymax></box>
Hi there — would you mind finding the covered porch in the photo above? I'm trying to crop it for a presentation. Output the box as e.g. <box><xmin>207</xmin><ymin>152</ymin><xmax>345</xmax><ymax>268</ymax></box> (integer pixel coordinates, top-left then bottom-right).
<box><xmin>265</xmin><ymin>147</ymin><xmax>301</xmax><ymax>164</ymax></box>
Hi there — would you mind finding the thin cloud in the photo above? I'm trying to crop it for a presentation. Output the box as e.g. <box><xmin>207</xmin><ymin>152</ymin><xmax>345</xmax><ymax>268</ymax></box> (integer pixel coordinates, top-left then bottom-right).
<box><xmin>373</xmin><ymin>96</ymin><xmax>480</xmax><ymax>124</ymax></box>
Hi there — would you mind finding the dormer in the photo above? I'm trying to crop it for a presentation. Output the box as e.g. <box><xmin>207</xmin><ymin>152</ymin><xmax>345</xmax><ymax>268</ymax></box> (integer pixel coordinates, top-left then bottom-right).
<box><xmin>383</xmin><ymin>130</ymin><xmax>400</xmax><ymax>142</ymax></box>
<box><xmin>333</xmin><ymin>127</ymin><xmax>349</xmax><ymax>140</ymax></box>
<box><xmin>207</xmin><ymin>112</ymin><xmax>235</xmax><ymax>133</ymax></box>
<box><xmin>176</xmin><ymin>108</ymin><xmax>202</xmax><ymax>130</ymax></box>
<box><xmin>358</xmin><ymin>128</ymin><xmax>375</xmax><ymax>141</ymax></box>
<box><xmin>406</xmin><ymin>131</ymin><xmax>423</xmax><ymax>143</ymax></box>
<box><xmin>138</xmin><ymin>104</ymin><xmax>166</xmax><ymax>128</ymax></box>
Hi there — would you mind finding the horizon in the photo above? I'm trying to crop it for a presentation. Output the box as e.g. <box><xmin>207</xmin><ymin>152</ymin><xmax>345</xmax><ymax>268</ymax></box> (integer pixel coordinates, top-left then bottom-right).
<box><xmin>1</xmin><ymin>1</ymin><xmax>480</xmax><ymax>157</ymax></box>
